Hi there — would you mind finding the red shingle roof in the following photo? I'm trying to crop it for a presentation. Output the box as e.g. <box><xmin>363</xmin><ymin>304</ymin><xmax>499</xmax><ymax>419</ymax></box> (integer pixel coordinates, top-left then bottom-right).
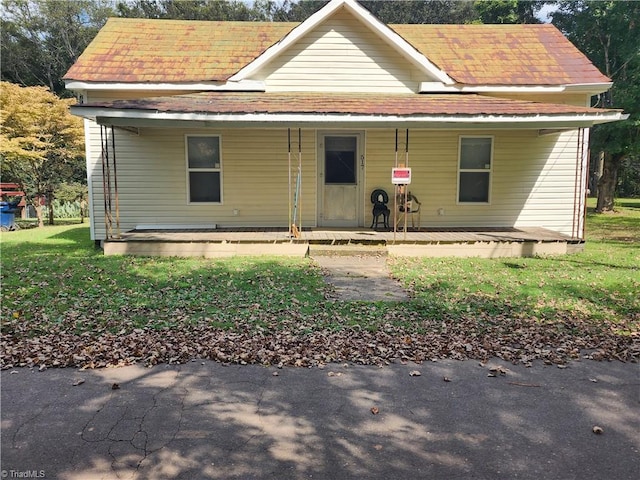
<box><xmin>392</xmin><ymin>24</ymin><xmax>610</xmax><ymax>85</ymax></box>
<box><xmin>64</xmin><ymin>18</ymin><xmax>295</xmax><ymax>83</ymax></box>
<box><xmin>76</xmin><ymin>92</ymin><xmax>618</xmax><ymax>116</ymax></box>
<box><xmin>64</xmin><ymin>18</ymin><xmax>609</xmax><ymax>86</ymax></box>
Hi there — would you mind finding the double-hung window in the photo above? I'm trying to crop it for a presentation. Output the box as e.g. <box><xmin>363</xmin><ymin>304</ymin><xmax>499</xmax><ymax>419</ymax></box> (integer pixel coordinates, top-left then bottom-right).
<box><xmin>458</xmin><ymin>136</ymin><xmax>492</xmax><ymax>203</ymax></box>
<box><xmin>186</xmin><ymin>135</ymin><xmax>222</xmax><ymax>203</ymax></box>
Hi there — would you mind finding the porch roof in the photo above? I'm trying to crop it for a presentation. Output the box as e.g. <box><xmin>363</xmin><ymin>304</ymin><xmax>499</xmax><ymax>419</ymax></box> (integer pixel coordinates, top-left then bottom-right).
<box><xmin>72</xmin><ymin>92</ymin><xmax>625</xmax><ymax>129</ymax></box>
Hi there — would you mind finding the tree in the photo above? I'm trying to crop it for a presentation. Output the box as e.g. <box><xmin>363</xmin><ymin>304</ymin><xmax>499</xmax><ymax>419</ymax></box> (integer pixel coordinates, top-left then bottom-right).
<box><xmin>360</xmin><ymin>0</ymin><xmax>477</xmax><ymax>24</ymax></box>
<box><xmin>0</xmin><ymin>82</ymin><xmax>85</xmax><ymax>226</ymax></box>
<box><xmin>1</xmin><ymin>0</ymin><xmax>114</xmax><ymax>96</ymax></box>
<box><xmin>116</xmin><ymin>0</ymin><xmax>273</xmax><ymax>21</ymax></box>
<box><xmin>553</xmin><ymin>1</ymin><xmax>640</xmax><ymax>210</ymax></box>
<box><xmin>473</xmin><ymin>0</ymin><xmax>546</xmax><ymax>24</ymax></box>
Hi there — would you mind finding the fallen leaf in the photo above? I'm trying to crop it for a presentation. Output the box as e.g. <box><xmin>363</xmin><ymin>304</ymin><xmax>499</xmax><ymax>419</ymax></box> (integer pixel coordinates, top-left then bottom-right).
<box><xmin>373</xmin><ymin>444</ymin><xmax>383</xmax><ymax>451</ymax></box>
<box><xmin>370</xmin><ymin>406</ymin><xmax>379</xmax><ymax>415</ymax></box>
<box><xmin>72</xmin><ymin>379</ymin><xmax>85</xmax><ymax>386</ymax></box>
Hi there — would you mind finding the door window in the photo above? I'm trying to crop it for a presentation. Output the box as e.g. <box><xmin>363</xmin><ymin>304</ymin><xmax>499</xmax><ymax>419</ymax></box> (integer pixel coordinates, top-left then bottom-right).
<box><xmin>325</xmin><ymin>136</ymin><xmax>357</xmax><ymax>184</ymax></box>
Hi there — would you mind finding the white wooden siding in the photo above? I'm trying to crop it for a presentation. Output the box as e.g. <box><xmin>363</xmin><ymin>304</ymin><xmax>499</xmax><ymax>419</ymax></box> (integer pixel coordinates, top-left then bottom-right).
<box><xmin>87</xmin><ymin>125</ymin><xmax>317</xmax><ymax>239</ymax></box>
<box><xmin>88</xmin><ymin>125</ymin><xmax>579</xmax><ymax>239</ymax></box>
<box><xmin>364</xmin><ymin>129</ymin><xmax>579</xmax><ymax>235</ymax></box>
<box><xmin>259</xmin><ymin>10</ymin><xmax>426</xmax><ymax>93</ymax></box>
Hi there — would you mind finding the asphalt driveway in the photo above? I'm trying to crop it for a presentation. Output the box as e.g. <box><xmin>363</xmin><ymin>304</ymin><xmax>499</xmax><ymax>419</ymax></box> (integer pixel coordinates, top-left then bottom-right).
<box><xmin>1</xmin><ymin>359</ymin><xmax>638</xmax><ymax>480</ymax></box>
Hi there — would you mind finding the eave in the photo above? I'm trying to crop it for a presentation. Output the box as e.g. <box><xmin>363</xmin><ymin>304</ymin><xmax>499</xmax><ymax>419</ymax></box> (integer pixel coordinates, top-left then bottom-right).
<box><xmin>71</xmin><ymin>92</ymin><xmax>626</xmax><ymax>130</ymax></box>
<box><xmin>420</xmin><ymin>82</ymin><xmax>613</xmax><ymax>96</ymax></box>
<box><xmin>65</xmin><ymin>80</ymin><xmax>266</xmax><ymax>92</ymax></box>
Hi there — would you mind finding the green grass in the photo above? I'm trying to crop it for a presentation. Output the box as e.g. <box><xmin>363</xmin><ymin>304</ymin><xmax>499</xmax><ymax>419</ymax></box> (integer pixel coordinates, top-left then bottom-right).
<box><xmin>1</xmin><ymin>225</ymin><xmax>327</xmax><ymax>335</ymax></box>
<box><xmin>389</xmin><ymin>198</ymin><xmax>639</xmax><ymax>328</ymax></box>
<box><xmin>1</xmin><ymin>200</ymin><xmax>638</xmax><ymax>341</ymax></box>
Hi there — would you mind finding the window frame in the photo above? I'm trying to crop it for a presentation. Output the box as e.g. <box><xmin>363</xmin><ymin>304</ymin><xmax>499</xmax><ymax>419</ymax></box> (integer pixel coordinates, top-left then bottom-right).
<box><xmin>185</xmin><ymin>134</ymin><xmax>223</xmax><ymax>205</ymax></box>
<box><xmin>457</xmin><ymin>135</ymin><xmax>493</xmax><ymax>205</ymax></box>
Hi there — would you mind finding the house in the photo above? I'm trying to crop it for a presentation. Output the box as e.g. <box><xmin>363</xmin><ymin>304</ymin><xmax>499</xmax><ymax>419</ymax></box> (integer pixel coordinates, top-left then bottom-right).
<box><xmin>64</xmin><ymin>0</ymin><xmax>625</xmax><ymax>257</ymax></box>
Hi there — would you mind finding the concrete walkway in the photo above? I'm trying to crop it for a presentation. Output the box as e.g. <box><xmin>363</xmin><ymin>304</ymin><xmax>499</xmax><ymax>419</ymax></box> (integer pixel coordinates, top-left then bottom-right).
<box><xmin>1</xmin><ymin>360</ymin><xmax>638</xmax><ymax>480</ymax></box>
<box><xmin>311</xmin><ymin>249</ymin><xmax>410</xmax><ymax>302</ymax></box>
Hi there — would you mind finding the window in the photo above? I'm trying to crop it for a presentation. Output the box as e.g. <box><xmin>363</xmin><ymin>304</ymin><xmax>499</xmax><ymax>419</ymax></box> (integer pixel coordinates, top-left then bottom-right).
<box><xmin>186</xmin><ymin>135</ymin><xmax>221</xmax><ymax>203</ymax></box>
<box><xmin>458</xmin><ymin>137</ymin><xmax>492</xmax><ymax>203</ymax></box>
<box><xmin>325</xmin><ymin>136</ymin><xmax>357</xmax><ymax>184</ymax></box>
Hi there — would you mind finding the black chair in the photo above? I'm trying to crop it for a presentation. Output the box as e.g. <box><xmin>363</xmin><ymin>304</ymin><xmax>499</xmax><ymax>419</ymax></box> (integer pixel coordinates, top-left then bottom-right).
<box><xmin>370</xmin><ymin>189</ymin><xmax>390</xmax><ymax>229</ymax></box>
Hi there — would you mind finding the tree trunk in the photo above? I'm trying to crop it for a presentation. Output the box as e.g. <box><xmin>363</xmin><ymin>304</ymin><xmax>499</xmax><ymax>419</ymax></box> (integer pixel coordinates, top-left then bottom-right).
<box><xmin>592</xmin><ymin>152</ymin><xmax>605</xmax><ymax>197</ymax></box>
<box><xmin>33</xmin><ymin>202</ymin><xmax>44</xmax><ymax>228</ymax></box>
<box><xmin>595</xmin><ymin>152</ymin><xmax>623</xmax><ymax>212</ymax></box>
<box><xmin>48</xmin><ymin>201</ymin><xmax>55</xmax><ymax>225</ymax></box>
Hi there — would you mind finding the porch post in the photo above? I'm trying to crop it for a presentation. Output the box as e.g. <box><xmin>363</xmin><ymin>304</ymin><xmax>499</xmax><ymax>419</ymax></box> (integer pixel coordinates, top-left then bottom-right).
<box><xmin>99</xmin><ymin>125</ymin><xmax>112</xmax><ymax>239</ymax></box>
<box><xmin>111</xmin><ymin>126</ymin><xmax>121</xmax><ymax>238</ymax></box>
<box><xmin>393</xmin><ymin>129</ymin><xmax>398</xmax><ymax>242</ymax></box>
<box><xmin>99</xmin><ymin>125</ymin><xmax>121</xmax><ymax>240</ymax></box>
<box><xmin>574</xmin><ymin>127</ymin><xmax>589</xmax><ymax>240</ymax></box>
<box><xmin>288</xmin><ymin>128</ymin><xmax>292</xmax><ymax>237</ymax></box>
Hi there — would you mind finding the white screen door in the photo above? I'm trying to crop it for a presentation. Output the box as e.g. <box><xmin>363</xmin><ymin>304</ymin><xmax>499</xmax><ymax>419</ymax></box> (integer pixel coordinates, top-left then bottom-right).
<box><xmin>319</xmin><ymin>134</ymin><xmax>362</xmax><ymax>227</ymax></box>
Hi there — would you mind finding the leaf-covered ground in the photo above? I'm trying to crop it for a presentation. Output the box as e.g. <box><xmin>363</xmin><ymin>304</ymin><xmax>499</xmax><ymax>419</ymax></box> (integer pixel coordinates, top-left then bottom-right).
<box><xmin>1</xmin><ymin>207</ymin><xmax>639</xmax><ymax>370</ymax></box>
<box><xmin>2</xmin><ymin>304</ymin><xmax>637</xmax><ymax>369</ymax></box>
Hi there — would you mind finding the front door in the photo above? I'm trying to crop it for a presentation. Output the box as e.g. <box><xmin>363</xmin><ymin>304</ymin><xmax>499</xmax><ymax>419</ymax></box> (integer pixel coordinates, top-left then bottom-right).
<box><xmin>318</xmin><ymin>133</ymin><xmax>363</xmax><ymax>227</ymax></box>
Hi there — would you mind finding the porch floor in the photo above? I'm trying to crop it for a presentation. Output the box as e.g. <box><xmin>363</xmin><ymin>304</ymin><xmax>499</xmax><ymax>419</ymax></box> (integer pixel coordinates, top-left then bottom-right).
<box><xmin>103</xmin><ymin>227</ymin><xmax>582</xmax><ymax>258</ymax></box>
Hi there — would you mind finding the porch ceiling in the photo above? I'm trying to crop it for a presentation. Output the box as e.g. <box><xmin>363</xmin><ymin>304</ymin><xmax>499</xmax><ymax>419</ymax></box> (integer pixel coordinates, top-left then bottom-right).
<box><xmin>72</xmin><ymin>92</ymin><xmax>626</xmax><ymax>129</ymax></box>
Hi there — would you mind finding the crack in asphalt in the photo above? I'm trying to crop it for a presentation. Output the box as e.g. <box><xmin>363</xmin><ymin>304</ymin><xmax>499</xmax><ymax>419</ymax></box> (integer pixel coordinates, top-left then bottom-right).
<box><xmin>11</xmin><ymin>401</ymin><xmax>52</xmax><ymax>449</ymax></box>
<box><xmin>77</xmin><ymin>370</ymin><xmax>188</xmax><ymax>479</ymax></box>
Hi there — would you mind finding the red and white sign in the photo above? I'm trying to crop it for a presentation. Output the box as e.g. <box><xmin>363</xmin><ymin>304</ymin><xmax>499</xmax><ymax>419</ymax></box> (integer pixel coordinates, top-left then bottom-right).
<box><xmin>391</xmin><ymin>167</ymin><xmax>412</xmax><ymax>184</ymax></box>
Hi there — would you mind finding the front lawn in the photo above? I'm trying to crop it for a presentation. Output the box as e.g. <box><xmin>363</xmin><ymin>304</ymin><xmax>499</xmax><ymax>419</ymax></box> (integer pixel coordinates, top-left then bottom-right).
<box><xmin>1</xmin><ymin>200</ymin><xmax>638</xmax><ymax>368</ymax></box>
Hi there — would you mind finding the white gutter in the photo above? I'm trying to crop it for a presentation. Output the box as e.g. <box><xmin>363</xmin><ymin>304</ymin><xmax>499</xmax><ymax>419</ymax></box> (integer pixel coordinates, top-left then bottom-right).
<box><xmin>420</xmin><ymin>82</ymin><xmax>613</xmax><ymax>95</ymax></box>
<box><xmin>65</xmin><ymin>79</ymin><xmax>611</xmax><ymax>96</ymax></box>
<box><xmin>71</xmin><ymin>106</ymin><xmax>627</xmax><ymax>128</ymax></box>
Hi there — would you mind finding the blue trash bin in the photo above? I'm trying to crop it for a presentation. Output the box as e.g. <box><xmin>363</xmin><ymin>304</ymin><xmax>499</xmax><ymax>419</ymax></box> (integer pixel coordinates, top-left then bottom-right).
<box><xmin>0</xmin><ymin>201</ymin><xmax>17</xmax><ymax>230</ymax></box>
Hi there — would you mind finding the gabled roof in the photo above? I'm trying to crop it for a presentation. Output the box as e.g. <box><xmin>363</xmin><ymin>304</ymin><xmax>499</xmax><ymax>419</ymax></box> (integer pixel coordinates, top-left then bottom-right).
<box><xmin>228</xmin><ymin>0</ymin><xmax>454</xmax><ymax>84</ymax></box>
<box><xmin>393</xmin><ymin>24</ymin><xmax>609</xmax><ymax>86</ymax></box>
<box><xmin>64</xmin><ymin>1</ymin><xmax>609</xmax><ymax>88</ymax></box>
<box><xmin>64</xmin><ymin>18</ymin><xmax>295</xmax><ymax>83</ymax></box>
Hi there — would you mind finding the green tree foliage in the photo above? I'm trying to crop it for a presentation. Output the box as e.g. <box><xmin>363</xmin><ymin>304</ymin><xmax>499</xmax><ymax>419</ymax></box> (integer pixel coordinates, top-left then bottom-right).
<box><xmin>269</xmin><ymin>0</ymin><xmax>327</xmax><ymax>21</ymax></box>
<box><xmin>553</xmin><ymin>1</ymin><xmax>640</xmax><ymax>208</ymax></box>
<box><xmin>360</xmin><ymin>1</ymin><xmax>477</xmax><ymax>24</ymax></box>
<box><xmin>473</xmin><ymin>0</ymin><xmax>546</xmax><ymax>24</ymax></box>
<box><xmin>115</xmin><ymin>0</ymin><xmax>480</xmax><ymax>23</ymax></box>
<box><xmin>116</xmin><ymin>0</ymin><xmax>269</xmax><ymax>21</ymax></box>
<box><xmin>1</xmin><ymin>0</ymin><xmax>114</xmax><ymax>96</ymax></box>
<box><xmin>0</xmin><ymin>82</ymin><xmax>85</xmax><ymax>226</ymax></box>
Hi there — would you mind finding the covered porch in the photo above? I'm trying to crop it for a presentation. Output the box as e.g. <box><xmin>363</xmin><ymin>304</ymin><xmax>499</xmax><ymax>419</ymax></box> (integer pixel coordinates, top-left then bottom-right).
<box><xmin>103</xmin><ymin>226</ymin><xmax>581</xmax><ymax>258</ymax></box>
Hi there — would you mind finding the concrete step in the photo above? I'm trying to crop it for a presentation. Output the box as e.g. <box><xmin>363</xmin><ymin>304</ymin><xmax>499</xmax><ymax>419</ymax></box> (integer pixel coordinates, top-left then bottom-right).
<box><xmin>308</xmin><ymin>244</ymin><xmax>388</xmax><ymax>257</ymax></box>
